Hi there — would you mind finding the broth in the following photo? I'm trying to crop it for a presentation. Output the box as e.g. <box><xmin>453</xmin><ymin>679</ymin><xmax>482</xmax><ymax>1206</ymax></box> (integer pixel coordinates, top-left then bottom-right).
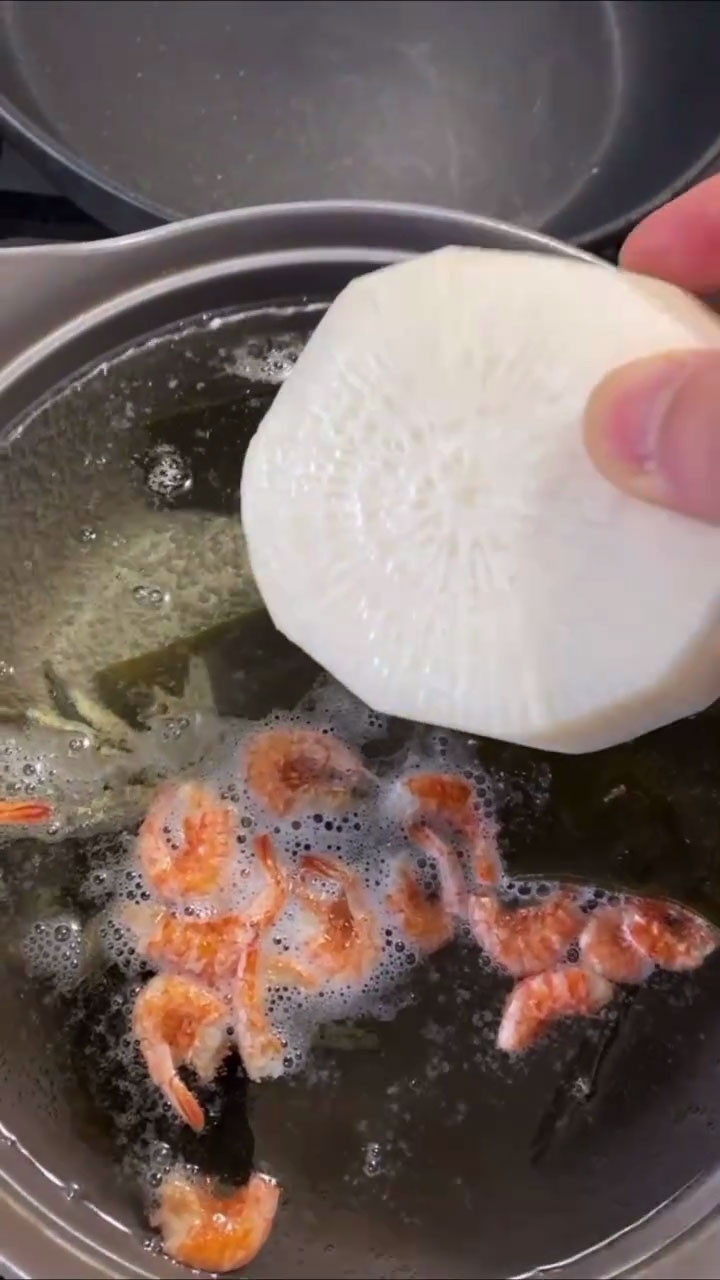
<box><xmin>1</xmin><ymin>308</ymin><xmax>720</xmax><ymax>1277</ymax></box>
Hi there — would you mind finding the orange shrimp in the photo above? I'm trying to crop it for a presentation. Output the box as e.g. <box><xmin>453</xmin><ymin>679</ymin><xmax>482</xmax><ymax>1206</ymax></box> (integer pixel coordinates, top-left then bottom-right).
<box><xmin>468</xmin><ymin>890</ymin><xmax>583</xmax><ymax>977</ymax></box>
<box><xmin>209</xmin><ymin>837</ymin><xmax>293</xmax><ymax>1082</ymax></box>
<box><xmin>127</xmin><ymin>834</ymin><xmax>290</xmax><ymax>988</ymax></box>
<box><xmin>265</xmin><ymin>850</ymin><xmax>381</xmax><ymax>991</ymax></box>
<box><xmin>136</xmin><ymin>780</ymin><xmax>234</xmax><ymax>901</ymax></box>
<box><xmin>153</xmin><ymin>1166</ymin><xmax>280</xmax><ymax>1273</ymax></box>
<box><xmin>245</xmin><ymin>727</ymin><xmax>369</xmax><ymax>818</ymax></box>
<box><xmin>404</xmin><ymin>772</ymin><xmax>502</xmax><ymax>887</ymax></box>
<box><xmin>233</xmin><ymin>932</ymin><xmax>287</xmax><ymax>1080</ymax></box>
<box><xmin>0</xmin><ymin>799</ymin><xmax>52</xmax><ymax>823</ymax></box>
<box><xmin>579</xmin><ymin>905</ymin><xmax>652</xmax><ymax>985</ymax></box>
<box><xmin>386</xmin><ymin>857</ymin><xmax>454</xmax><ymax>955</ymax></box>
<box><xmin>126</xmin><ymin>906</ymin><xmax>252</xmax><ymax>988</ymax></box>
<box><xmin>132</xmin><ymin>973</ymin><xmax>230</xmax><ymax>1131</ymax></box>
<box><xmin>247</xmin><ymin>833</ymin><xmax>291</xmax><ymax>927</ymax></box>
<box><xmin>294</xmin><ymin>852</ymin><xmax>380</xmax><ymax>984</ymax></box>
<box><xmin>407</xmin><ymin>823</ymin><xmax>467</xmax><ymax>918</ymax></box>
<box><xmin>624</xmin><ymin>899</ymin><xmax>718</xmax><ymax>972</ymax></box>
<box><xmin>497</xmin><ymin>965</ymin><xmax>614</xmax><ymax>1054</ymax></box>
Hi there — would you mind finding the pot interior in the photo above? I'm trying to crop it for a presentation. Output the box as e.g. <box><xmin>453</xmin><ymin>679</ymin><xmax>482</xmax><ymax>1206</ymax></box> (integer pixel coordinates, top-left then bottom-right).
<box><xmin>1</xmin><ymin>295</ymin><xmax>720</xmax><ymax>1280</ymax></box>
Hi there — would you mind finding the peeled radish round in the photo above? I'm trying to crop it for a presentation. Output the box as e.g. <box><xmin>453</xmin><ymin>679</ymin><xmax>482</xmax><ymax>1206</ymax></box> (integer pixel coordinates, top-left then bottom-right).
<box><xmin>241</xmin><ymin>248</ymin><xmax>720</xmax><ymax>754</ymax></box>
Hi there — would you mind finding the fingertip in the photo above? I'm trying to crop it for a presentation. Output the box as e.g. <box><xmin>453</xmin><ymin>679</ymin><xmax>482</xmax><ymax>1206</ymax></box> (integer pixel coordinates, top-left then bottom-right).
<box><xmin>584</xmin><ymin>351</ymin><xmax>720</xmax><ymax>523</ymax></box>
<box><xmin>583</xmin><ymin>354</ymin><xmax>688</xmax><ymax>503</ymax></box>
<box><xmin>620</xmin><ymin>175</ymin><xmax>720</xmax><ymax>293</ymax></box>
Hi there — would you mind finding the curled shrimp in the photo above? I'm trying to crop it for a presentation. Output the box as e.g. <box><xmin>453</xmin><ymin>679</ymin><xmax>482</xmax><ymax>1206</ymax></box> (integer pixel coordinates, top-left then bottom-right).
<box><xmin>404</xmin><ymin>772</ymin><xmax>502</xmax><ymax>887</ymax></box>
<box><xmin>234</xmin><ymin>932</ymin><xmax>287</xmax><ymax>1080</ymax></box>
<box><xmin>224</xmin><ymin>836</ymin><xmax>295</xmax><ymax>1081</ymax></box>
<box><xmin>132</xmin><ymin>973</ymin><xmax>230</xmax><ymax>1131</ymax></box>
<box><xmin>579</xmin><ymin>905</ymin><xmax>652</xmax><ymax>985</ymax></box>
<box><xmin>406</xmin><ymin>823</ymin><xmax>467</xmax><ymax>918</ymax></box>
<box><xmin>245</xmin><ymin>727</ymin><xmax>369</xmax><ymax>818</ymax></box>
<box><xmin>468</xmin><ymin>890</ymin><xmax>583</xmax><ymax>977</ymax></box>
<box><xmin>270</xmin><ymin>852</ymin><xmax>381</xmax><ymax>990</ymax></box>
<box><xmin>625</xmin><ymin>899</ymin><xmax>718</xmax><ymax>972</ymax></box>
<box><xmin>127</xmin><ymin>906</ymin><xmax>252</xmax><ymax>988</ymax></box>
<box><xmin>127</xmin><ymin>833</ymin><xmax>289</xmax><ymax>988</ymax></box>
<box><xmin>498</xmin><ymin>965</ymin><xmax>614</xmax><ymax>1054</ymax></box>
<box><xmin>386</xmin><ymin>857</ymin><xmax>454</xmax><ymax>955</ymax></box>
<box><xmin>153</xmin><ymin>1165</ymin><xmax>280</xmax><ymax>1273</ymax></box>
<box><xmin>0</xmin><ymin>799</ymin><xmax>52</xmax><ymax>824</ymax></box>
<box><xmin>136</xmin><ymin>780</ymin><xmax>234</xmax><ymax>901</ymax></box>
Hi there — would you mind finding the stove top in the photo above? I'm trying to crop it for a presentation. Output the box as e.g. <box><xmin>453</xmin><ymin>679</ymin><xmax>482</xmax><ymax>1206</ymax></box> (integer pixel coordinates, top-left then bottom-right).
<box><xmin>0</xmin><ymin>137</ymin><xmax>105</xmax><ymax>245</ymax></box>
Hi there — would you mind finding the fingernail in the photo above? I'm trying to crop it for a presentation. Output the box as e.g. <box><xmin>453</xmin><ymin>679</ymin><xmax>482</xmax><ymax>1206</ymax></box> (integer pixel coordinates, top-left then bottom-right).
<box><xmin>597</xmin><ymin>355</ymin><xmax>697</xmax><ymax>475</ymax></box>
<box><xmin>587</xmin><ymin>352</ymin><xmax>720</xmax><ymax>522</ymax></box>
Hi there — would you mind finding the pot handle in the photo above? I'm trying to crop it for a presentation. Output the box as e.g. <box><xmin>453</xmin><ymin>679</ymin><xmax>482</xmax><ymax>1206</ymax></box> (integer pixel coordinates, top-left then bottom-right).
<box><xmin>0</xmin><ymin>202</ymin><xmax>602</xmax><ymax>378</ymax></box>
<box><xmin>0</xmin><ymin>235</ymin><xmax>165</xmax><ymax>371</ymax></box>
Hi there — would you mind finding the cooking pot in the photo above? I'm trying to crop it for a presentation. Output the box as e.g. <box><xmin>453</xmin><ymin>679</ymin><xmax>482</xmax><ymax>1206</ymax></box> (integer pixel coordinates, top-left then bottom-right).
<box><xmin>1</xmin><ymin>203</ymin><xmax>720</xmax><ymax>1280</ymax></box>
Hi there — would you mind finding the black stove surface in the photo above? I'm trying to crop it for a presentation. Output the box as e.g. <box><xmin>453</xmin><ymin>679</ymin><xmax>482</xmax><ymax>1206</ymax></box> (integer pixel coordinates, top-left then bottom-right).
<box><xmin>0</xmin><ymin>137</ymin><xmax>105</xmax><ymax>245</ymax></box>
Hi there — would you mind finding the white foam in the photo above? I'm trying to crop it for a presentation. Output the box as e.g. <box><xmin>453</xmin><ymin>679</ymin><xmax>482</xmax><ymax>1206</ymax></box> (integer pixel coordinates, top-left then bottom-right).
<box><xmin>106</xmin><ymin>680</ymin><xmax>501</xmax><ymax>1078</ymax></box>
<box><xmin>228</xmin><ymin>333</ymin><xmax>306</xmax><ymax>385</ymax></box>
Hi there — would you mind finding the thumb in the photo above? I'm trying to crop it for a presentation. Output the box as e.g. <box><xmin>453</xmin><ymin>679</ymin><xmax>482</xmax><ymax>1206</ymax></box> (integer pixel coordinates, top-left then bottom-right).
<box><xmin>584</xmin><ymin>351</ymin><xmax>720</xmax><ymax>524</ymax></box>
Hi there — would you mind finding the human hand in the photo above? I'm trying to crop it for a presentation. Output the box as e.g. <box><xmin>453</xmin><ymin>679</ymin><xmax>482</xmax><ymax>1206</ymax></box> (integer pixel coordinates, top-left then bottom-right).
<box><xmin>583</xmin><ymin>175</ymin><xmax>720</xmax><ymax>523</ymax></box>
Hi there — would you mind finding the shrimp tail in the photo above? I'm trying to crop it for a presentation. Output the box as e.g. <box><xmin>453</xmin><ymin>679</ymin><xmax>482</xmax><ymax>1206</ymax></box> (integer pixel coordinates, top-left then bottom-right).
<box><xmin>472</xmin><ymin>826</ymin><xmax>503</xmax><ymax>888</ymax></box>
<box><xmin>234</xmin><ymin>933</ymin><xmax>285</xmax><ymax>1081</ymax></box>
<box><xmin>168</xmin><ymin>1077</ymin><xmax>205</xmax><ymax>1133</ymax></box>
<box><xmin>252</xmin><ymin>833</ymin><xmax>290</xmax><ymax>926</ymax></box>
<box><xmin>143</xmin><ymin>1040</ymin><xmax>206</xmax><ymax>1132</ymax></box>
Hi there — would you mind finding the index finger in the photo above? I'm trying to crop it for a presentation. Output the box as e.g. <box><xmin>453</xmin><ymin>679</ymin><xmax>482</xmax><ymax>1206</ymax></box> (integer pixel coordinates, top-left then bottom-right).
<box><xmin>620</xmin><ymin>174</ymin><xmax>720</xmax><ymax>294</ymax></box>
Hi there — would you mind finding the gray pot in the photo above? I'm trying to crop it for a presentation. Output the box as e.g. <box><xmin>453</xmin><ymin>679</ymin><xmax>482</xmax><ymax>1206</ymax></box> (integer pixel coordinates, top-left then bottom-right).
<box><xmin>0</xmin><ymin>203</ymin><xmax>718</xmax><ymax>1280</ymax></box>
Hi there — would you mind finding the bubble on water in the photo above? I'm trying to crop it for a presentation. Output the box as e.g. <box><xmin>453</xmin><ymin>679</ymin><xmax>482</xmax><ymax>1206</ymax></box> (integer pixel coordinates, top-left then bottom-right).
<box><xmin>16</xmin><ymin>667</ymin><xmax>519</xmax><ymax>1151</ymax></box>
<box><xmin>362</xmin><ymin>1141</ymin><xmax>383</xmax><ymax>1177</ymax></box>
<box><xmin>228</xmin><ymin>333</ymin><xmax>305</xmax><ymax>385</ymax></box>
<box><xmin>144</xmin><ymin>444</ymin><xmax>193</xmax><ymax>500</ymax></box>
<box><xmin>161</xmin><ymin>716</ymin><xmax>191</xmax><ymax>742</ymax></box>
<box><xmin>132</xmin><ymin>584</ymin><xmax>169</xmax><ymax>608</ymax></box>
<box><xmin>22</xmin><ymin>913</ymin><xmax>85</xmax><ymax>991</ymax></box>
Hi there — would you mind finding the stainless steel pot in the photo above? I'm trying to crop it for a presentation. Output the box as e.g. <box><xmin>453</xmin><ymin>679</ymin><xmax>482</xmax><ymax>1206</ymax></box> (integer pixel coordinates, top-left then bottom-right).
<box><xmin>0</xmin><ymin>203</ymin><xmax>718</xmax><ymax>1280</ymax></box>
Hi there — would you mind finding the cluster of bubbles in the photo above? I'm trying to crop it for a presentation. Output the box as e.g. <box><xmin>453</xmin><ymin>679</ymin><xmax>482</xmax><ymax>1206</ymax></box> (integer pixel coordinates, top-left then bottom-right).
<box><xmin>143</xmin><ymin>444</ymin><xmax>194</xmax><ymax>501</ymax></box>
<box><xmin>14</xmin><ymin>664</ymin><xmax>605</xmax><ymax>1211</ymax></box>
<box><xmin>21</xmin><ymin>913</ymin><xmax>86</xmax><ymax>991</ymax></box>
<box><xmin>228</xmin><ymin>332</ymin><xmax>307</xmax><ymax>385</ymax></box>
<box><xmin>86</xmin><ymin>679</ymin><xmax>500</xmax><ymax>1081</ymax></box>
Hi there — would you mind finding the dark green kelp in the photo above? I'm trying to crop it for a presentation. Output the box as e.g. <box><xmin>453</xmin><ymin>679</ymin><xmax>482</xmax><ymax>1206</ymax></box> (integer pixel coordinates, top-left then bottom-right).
<box><xmin>481</xmin><ymin>702</ymin><xmax>720</xmax><ymax>924</ymax></box>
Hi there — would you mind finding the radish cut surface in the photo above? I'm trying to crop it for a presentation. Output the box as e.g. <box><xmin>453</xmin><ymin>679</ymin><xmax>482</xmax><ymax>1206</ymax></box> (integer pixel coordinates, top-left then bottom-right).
<box><xmin>241</xmin><ymin>248</ymin><xmax>720</xmax><ymax>753</ymax></box>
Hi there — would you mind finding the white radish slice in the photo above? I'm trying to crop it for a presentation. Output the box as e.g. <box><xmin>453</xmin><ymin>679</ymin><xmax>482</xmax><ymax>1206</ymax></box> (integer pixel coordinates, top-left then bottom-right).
<box><xmin>240</xmin><ymin>247</ymin><xmax>720</xmax><ymax>754</ymax></box>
